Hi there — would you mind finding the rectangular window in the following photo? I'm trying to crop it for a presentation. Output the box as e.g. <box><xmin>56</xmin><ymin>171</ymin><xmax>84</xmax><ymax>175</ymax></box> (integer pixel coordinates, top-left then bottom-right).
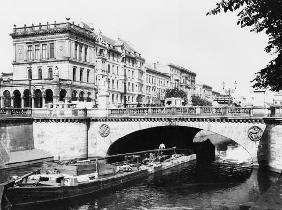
<box><xmin>49</xmin><ymin>43</ymin><xmax>55</xmax><ymax>59</ymax></box>
<box><xmin>42</xmin><ymin>44</ymin><xmax>47</xmax><ymax>59</ymax></box>
<box><xmin>79</xmin><ymin>45</ymin><xmax>82</xmax><ymax>61</ymax></box>
<box><xmin>34</xmin><ymin>45</ymin><xmax>40</xmax><ymax>60</ymax></box>
<box><xmin>84</xmin><ymin>46</ymin><xmax>88</xmax><ymax>62</ymax></box>
<box><xmin>73</xmin><ymin>67</ymin><xmax>76</xmax><ymax>81</ymax></box>
<box><xmin>27</xmin><ymin>45</ymin><xmax>33</xmax><ymax>60</ymax></box>
<box><xmin>108</xmin><ymin>64</ymin><xmax>111</xmax><ymax>73</ymax></box>
<box><xmin>74</xmin><ymin>43</ymin><xmax>78</xmax><ymax>59</ymax></box>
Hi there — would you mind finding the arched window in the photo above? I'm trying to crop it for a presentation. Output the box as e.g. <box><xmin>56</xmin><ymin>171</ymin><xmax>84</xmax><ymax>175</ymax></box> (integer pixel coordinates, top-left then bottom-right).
<box><xmin>80</xmin><ymin>68</ymin><xmax>83</xmax><ymax>82</ymax></box>
<box><xmin>38</xmin><ymin>68</ymin><xmax>42</xmax><ymax>80</ymax></box>
<box><xmin>48</xmin><ymin>68</ymin><xmax>53</xmax><ymax>79</ymax></box>
<box><xmin>73</xmin><ymin>67</ymin><xmax>76</xmax><ymax>81</ymax></box>
<box><xmin>28</xmin><ymin>68</ymin><xmax>32</xmax><ymax>80</ymax></box>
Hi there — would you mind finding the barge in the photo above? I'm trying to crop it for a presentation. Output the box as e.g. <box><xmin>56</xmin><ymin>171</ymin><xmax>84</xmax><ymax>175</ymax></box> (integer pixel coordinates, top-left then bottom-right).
<box><xmin>1</xmin><ymin>152</ymin><xmax>196</xmax><ymax>209</ymax></box>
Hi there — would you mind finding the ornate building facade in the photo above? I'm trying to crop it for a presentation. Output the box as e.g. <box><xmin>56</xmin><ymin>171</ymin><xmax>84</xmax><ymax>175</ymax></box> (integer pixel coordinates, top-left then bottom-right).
<box><xmin>145</xmin><ymin>63</ymin><xmax>170</xmax><ymax>105</ymax></box>
<box><xmin>1</xmin><ymin>20</ymin><xmax>146</xmax><ymax>109</ymax></box>
<box><xmin>167</xmin><ymin>63</ymin><xmax>196</xmax><ymax>105</ymax></box>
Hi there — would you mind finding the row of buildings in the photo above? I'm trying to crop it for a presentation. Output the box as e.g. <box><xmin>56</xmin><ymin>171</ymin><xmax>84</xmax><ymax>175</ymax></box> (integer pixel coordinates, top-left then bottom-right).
<box><xmin>0</xmin><ymin>19</ymin><xmax>220</xmax><ymax>109</ymax></box>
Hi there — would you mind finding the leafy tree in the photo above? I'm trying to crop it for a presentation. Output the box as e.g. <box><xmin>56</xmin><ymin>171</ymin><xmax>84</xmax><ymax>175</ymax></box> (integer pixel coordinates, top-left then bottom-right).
<box><xmin>191</xmin><ymin>95</ymin><xmax>212</xmax><ymax>106</ymax></box>
<box><xmin>136</xmin><ymin>94</ymin><xmax>144</xmax><ymax>107</ymax></box>
<box><xmin>207</xmin><ymin>0</ymin><xmax>282</xmax><ymax>91</ymax></box>
<box><xmin>165</xmin><ymin>88</ymin><xmax>188</xmax><ymax>105</ymax></box>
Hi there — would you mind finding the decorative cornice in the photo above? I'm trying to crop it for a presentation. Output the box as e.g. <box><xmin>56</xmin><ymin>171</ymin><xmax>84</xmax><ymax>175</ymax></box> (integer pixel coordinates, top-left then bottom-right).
<box><xmin>33</xmin><ymin>117</ymin><xmax>90</xmax><ymax>123</ymax></box>
<box><xmin>90</xmin><ymin>116</ymin><xmax>265</xmax><ymax>124</ymax></box>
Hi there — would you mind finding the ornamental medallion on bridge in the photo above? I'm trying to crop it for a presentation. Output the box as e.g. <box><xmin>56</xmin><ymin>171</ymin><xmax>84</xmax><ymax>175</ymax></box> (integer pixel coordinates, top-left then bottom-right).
<box><xmin>248</xmin><ymin>126</ymin><xmax>263</xmax><ymax>142</ymax></box>
<box><xmin>99</xmin><ymin>124</ymin><xmax>110</xmax><ymax>137</ymax></box>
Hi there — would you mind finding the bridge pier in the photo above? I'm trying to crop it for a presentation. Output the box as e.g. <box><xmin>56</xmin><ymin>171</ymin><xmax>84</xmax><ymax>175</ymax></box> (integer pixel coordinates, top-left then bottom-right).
<box><xmin>193</xmin><ymin>139</ymin><xmax>215</xmax><ymax>164</ymax></box>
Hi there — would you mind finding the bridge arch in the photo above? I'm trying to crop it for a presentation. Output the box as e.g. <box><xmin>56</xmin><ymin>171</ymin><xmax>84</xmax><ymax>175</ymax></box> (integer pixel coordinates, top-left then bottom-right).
<box><xmin>88</xmin><ymin>118</ymin><xmax>266</xmax><ymax>164</ymax></box>
<box><xmin>106</xmin><ymin>126</ymin><xmax>200</xmax><ymax>156</ymax></box>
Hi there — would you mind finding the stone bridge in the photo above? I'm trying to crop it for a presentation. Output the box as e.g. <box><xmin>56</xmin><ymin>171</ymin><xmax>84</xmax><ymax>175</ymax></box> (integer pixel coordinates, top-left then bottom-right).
<box><xmin>87</xmin><ymin>116</ymin><xmax>264</xmax><ymax>163</ymax></box>
<box><xmin>0</xmin><ymin>106</ymin><xmax>282</xmax><ymax>172</ymax></box>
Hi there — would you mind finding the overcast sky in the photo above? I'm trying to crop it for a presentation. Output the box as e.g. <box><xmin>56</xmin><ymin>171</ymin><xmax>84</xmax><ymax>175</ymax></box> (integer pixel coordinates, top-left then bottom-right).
<box><xmin>0</xmin><ymin>0</ymin><xmax>273</xmax><ymax>97</ymax></box>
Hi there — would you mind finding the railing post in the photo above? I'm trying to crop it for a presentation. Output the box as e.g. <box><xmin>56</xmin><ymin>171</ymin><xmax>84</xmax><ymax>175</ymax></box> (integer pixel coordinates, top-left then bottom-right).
<box><xmin>196</xmin><ymin>106</ymin><xmax>201</xmax><ymax>115</ymax></box>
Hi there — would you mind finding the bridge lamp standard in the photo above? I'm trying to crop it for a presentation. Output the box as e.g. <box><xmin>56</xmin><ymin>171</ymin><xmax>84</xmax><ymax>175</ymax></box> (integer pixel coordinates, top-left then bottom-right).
<box><xmin>222</xmin><ymin>81</ymin><xmax>237</xmax><ymax>106</ymax></box>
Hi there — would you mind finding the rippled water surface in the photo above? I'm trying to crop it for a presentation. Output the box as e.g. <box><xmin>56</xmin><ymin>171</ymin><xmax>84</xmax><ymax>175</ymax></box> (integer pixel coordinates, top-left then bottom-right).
<box><xmin>0</xmin><ymin>160</ymin><xmax>279</xmax><ymax>210</ymax></box>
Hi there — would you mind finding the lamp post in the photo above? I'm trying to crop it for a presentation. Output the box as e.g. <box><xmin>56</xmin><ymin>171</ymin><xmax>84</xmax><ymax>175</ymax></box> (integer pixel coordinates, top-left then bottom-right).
<box><xmin>29</xmin><ymin>78</ymin><xmax>32</xmax><ymax>108</ymax></box>
<box><xmin>122</xmin><ymin>50</ymin><xmax>127</xmax><ymax>108</ymax></box>
<box><xmin>222</xmin><ymin>81</ymin><xmax>237</xmax><ymax>106</ymax></box>
<box><xmin>123</xmin><ymin>63</ymin><xmax>127</xmax><ymax>108</ymax></box>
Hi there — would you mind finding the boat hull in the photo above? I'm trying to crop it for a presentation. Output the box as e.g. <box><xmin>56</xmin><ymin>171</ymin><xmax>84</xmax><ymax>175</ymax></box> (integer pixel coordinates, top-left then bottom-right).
<box><xmin>5</xmin><ymin>169</ymin><xmax>149</xmax><ymax>208</ymax></box>
<box><xmin>4</xmin><ymin>154</ymin><xmax>197</xmax><ymax>208</ymax></box>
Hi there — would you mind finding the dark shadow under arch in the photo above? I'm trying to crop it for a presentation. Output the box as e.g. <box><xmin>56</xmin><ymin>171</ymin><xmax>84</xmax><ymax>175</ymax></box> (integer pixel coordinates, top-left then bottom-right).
<box><xmin>107</xmin><ymin>126</ymin><xmax>201</xmax><ymax>156</ymax></box>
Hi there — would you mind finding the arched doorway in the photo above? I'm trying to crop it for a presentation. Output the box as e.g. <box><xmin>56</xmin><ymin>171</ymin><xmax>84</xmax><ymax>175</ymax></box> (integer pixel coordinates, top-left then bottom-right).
<box><xmin>23</xmin><ymin>89</ymin><xmax>31</xmax><ymax>107</ymax></box>
<box><xmin>45</xmin><ymin>89</ymin><xmax>53</xmax><ymax>104</ymax></box>
<box><xmin>34</xmin><ymin>89</ymin><xmax>43</xmax><ymax>108</ymax></box>
<box><xmin>59</xmin><ymin>89</ymin><xmax>67</xmax><ymax>102</ymax></box>
<box><xmin>3</xmin><ymin>90</ymin><xmax>11</xmax><ymax>108</ymax></box>
<box><xmin>13</xmin><ymin>90</ymin><xmax>21</xmax><ymax>108</ymax></box>
<box><xmin>71</xmin><ymin>90</ymin><xmax>77</xmax><ymax>101</ymax></box>
<box><xmin>79</xmin><ymin>91</ymin><xmax>84</xmax><ymax>101</ymax></box>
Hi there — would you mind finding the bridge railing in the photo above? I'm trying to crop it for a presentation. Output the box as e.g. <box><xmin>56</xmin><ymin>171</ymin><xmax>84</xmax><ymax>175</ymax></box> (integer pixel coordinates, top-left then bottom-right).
<box><xmin>0</xmin><ymin>108</ymin><xmax>32</xmax><ymax>118</ymax></box>
<box><xmin>107</xmin><ymin>106</ymin><xmax>254</xmax><ymax>117</ymax></box>
<box><xmin>32</xmin><ymin>108</ymin><xmax>88</xmax><ymax>118</ymax></box>
<box><xmin>0</xmin><ymin>106</ymin><xmax>271</xmax><ymax>118</ymax></box>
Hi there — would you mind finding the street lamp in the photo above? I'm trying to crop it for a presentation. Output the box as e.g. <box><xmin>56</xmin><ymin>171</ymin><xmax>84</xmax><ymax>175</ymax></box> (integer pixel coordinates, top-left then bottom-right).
<box><xmin>222</xmin><ymin>81</ymin><xmax>237</xmax><ymax>106</ymax></box>
<box><xmin>121</xmin><ymin>50</ymin><xmax>127</xmax><ymax>108</ymax></box>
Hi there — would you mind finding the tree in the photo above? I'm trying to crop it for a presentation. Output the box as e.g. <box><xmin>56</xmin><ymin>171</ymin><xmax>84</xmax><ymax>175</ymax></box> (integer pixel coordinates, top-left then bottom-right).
<box><xmin>164</xmin><ymin>88</ymin><xmax>188</xmax><ymax>105</ymax></box>
<box><xmin>207</xmin><ymin>0</ymin><xmax>282</xmax><ymax>91</ymax></box>
<box><xmin>136</xmin><ymin>94</ymin><xmax>144</xmax><ymax>107</ymax></box>
<box><xmin>191</xmin><ymin>95</ymin><xmax>212</xmax><ymax>106</ymax></box>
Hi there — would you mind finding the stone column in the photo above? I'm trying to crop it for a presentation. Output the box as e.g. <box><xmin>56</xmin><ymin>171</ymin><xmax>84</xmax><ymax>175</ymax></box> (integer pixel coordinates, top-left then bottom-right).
<box><xmin>11</xmin><ymin>96</ymin><xmax>14</xmax><ymax>108</ymax></box>
<box><xmin>1</xmin><ymin>96</ymin><xmax>4</xmax><ymax>108</ymax></box>
<box><xmin>42</xmin><ymin>96</ymin><xmax>45</xmax><ymax>108</ymax></box>
<box><xmin>53</xmin><ymin>95</ymin><xmax>59</xmax><ymax>104</ymax></box>
<box><xmin>32</xmin><ymin>96</ymin><xmax>35</xmax><ymax>108</ymax></box>
<box><xmin>13</xmin><ymin>43</ymin><xmax>16</xmax><ymax>63</ymax></box>
<box><xmin>21</xmin><ymin>97</ymin><xmax>24</xmax><ymax>108</ymax></box>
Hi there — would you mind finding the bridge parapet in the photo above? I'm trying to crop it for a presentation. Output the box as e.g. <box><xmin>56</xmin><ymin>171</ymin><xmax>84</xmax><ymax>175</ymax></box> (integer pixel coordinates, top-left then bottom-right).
<box><xmin>0</xmin><ymin>106</ymin><xmax>273</xmax><ymax>118</ymax></box>
<box><xmin>108</xmin><ymin>106</ymin><xmax>254</xmax><ymax>117</ymax></box>
<box><xmin>0</xmin><ymin>108</ymin><xmax>31</xmax><ymax>118</ymax></box>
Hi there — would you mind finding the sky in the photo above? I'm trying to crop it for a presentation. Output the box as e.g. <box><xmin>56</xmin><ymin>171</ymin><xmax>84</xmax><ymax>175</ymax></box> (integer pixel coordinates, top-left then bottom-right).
<box><xmin>0</xmin><ymin>0</ymin><xmax>273</xmax><ymax>97</ymax></box>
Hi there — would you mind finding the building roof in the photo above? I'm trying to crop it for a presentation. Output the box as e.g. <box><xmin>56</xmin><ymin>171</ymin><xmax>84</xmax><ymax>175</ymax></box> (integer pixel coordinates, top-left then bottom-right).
<box><xmin>101</xmin><ymin>35</ymin><xmax>116</xmax><ymax>46</ymax></box>
<box><xmin>145</xmin><ymin>63</ymin><xmax>170</xmax><ymax>78</ymax></box>
<box><xmin>168</xmin><ymin>63</ymin><xmax>196</xmax><ymax>76</ymax></box>
<box><xmin>203</xmin><ymin>84</ymin><xmax>212</xmax><ymax>90</ymax></box>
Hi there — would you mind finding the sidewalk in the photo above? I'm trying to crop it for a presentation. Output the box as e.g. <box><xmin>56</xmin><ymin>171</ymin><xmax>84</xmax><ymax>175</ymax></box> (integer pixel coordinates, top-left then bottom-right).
<box><xmin>5</xmin><ymin>149</ymin><xmax>53</xmax><ymax>168</ymax></box>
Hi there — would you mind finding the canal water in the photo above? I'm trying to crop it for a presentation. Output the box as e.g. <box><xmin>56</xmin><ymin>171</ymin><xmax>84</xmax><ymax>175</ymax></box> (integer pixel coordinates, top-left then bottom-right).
<box><xmin>0</xmin><ymin>159</ymin><xmax>279</xmax><ymax>210</ymax></box>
